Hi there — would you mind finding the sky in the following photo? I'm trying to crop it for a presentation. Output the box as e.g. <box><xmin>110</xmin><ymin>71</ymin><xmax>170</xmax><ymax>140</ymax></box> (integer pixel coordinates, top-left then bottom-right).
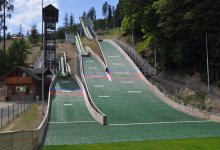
<box><xmin>6</xmin><ymin>0</ymin><xmax>119</xmax><ymax>35</ymax></box>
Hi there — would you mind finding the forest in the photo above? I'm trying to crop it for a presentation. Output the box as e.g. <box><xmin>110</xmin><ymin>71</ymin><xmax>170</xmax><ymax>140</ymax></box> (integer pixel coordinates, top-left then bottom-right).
<box><xmin>111</xmin><ymin>0</ymin><xmax>220</xmax><ymax>84</ymax></box>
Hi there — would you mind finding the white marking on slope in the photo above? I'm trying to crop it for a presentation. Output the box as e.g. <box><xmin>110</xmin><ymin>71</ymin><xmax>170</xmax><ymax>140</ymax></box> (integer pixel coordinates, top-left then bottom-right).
<box><xmin>112</xmin><ymin>63</ymin><xmax>124</xmax><ymax>66</ymax></box>
<box><xmin>64</xmin><ymin>104</ymin><xmax>73</xmax><ymax>106</ymax></box>
<box><xmin>91</xmin><ymin>75</ymin><xmax>101</xmax><ymax>78</ymax></box>
<box><xmin>121</xmin><ymin>81</ymin><xmax>135</xmax><ymax>84</ymax></box>
<box><xmin>116</xmin><ymin>72</ymin><xmax>129</xmax><ymax>75</ymax></box>
<box><xmin>99</xmin><ymin>96</ymin><xmax>110</xmax><ymax>98</ymax></box>
<box><xmin>87</xmin><ymin>60</ymin><xmax>95</xmax><ymax>63</ymax></box>
<box><xmin>108</xmin><ymin>56</ymin><xmax>119</xmax><ymax>58</ymax></box>
<box><xmin>106</xmin><ymin>72</ymin><xmax>112</xmax><ymax>81</ymax></box>
<box><xmin>89</xmin><ymin>67</ymin><xmax>98</xmax><ymax>70</ymax></box>
<box><xmin>127</xmin><ymin>91</ymin><xmax>142</xmax><ymax>93</ymax></box>
<box><xmin>62</xmin><ymin>91</ymin><xmax>72</xmax><ymax>93</ymax></box>
<box><xmin>94</xmin><ymin>85</ymin><xmax>105</xmax><ymax>88</ymax></box>
<box><xmin>109</xmin><ymin>120</ymin><xmax>211</xmax><ymax>126</ymax></box>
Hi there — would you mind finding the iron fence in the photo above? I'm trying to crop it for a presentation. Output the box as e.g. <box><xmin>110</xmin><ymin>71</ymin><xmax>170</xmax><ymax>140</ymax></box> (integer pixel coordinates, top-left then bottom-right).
<box><xmin>0</xmin><ymin>96</ymin><xmax>34</xmax><ymax>129</ymax></box>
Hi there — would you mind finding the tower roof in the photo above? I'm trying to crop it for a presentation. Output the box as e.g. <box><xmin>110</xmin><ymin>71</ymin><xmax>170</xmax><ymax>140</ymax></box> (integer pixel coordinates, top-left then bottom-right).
<box><xmin>43</xmin><ymin>4</ymin><xmax>59</xmax><ymax>22</ymax></box>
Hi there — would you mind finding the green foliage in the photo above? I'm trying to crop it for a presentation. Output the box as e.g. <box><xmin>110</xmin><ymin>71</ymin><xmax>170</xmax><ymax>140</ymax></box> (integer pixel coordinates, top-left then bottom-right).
<box><xmin>0</xmin><ymin>39</ymin><xmax>30</xmax><ymax>75</ymax></box>
<box><xmin>182</xmin><ymin>91</ymin><xmax>206</xmax><ymax>107</ymax></box>
<box><xmin>136</xmin><ymin>35</ymin><xmax>153</xmax><ymax>53</ymax></box>
<box><xmin>107</xmin><ymin>5</ymin><xmax>113</xmax><ymax>26</ymax></box>
<box><xmin>116</xmin><ymin>0</ymin><xmax>220</xmax><ymax>82</ymax></box>
<box><xmin>102</xmin><ymin>1</ymin><xmax>108</xmax><ymax>18</ymax></box>
<box><xmin>87</xmin><ymin>7</ymin><xmax>96</xmax><ymax>21</ymax></box>
<box><xmin>41</xmin><ymin>138</ymin><xmax>220</xmax><ymax>150</ymax></box>
<box><xmin>94</xmin><ymin>19</ymin><xmax>106</xmax><ymax>30</ymax></box>
<box><xmin>29</xmin><ymin>24</ymin><xmax>39</xmax><ymax>44</ymax></box>
<box><xmin>69</xmin><ymin>13</ymin><xmax>75</xmax><ymax>31</ymax></box>
<box><xmin>120</xmin><ymin>16</ymin><xmax>131</xmax><ymax>35</ymax></box>
<box><xmin>63</xmin><ymin>13</ymin><xmax>69</xmax><ymax>29</ymax></box>
<box><xmin>8</xmin><ymin>39</ymin><xmax>30</xmax><ymax>66</ymax></box>
<box><xmin>114</xmin><ymin>0</ymin><xmax>124</xmax><ymax>27</ymax></box>
<box><xmin>56</xmin><ymin>27</ymin><xmax>66</xmax><ymax>39</ymax></box>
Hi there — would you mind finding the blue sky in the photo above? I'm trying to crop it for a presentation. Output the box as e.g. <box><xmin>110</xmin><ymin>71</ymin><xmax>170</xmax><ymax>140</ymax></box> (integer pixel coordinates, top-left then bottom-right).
<box><xmin>58</xmin><ymin>0</ymin><xmax>119</xmax><ymax>26</ymax></box>
<box><xmin>7</xmin><ymin>0</ymin><xmax>119</xmax><ymax>34</ymax></box>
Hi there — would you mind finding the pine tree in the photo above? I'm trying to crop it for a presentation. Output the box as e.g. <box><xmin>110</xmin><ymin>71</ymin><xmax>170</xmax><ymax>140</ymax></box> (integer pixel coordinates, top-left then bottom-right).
<box><xmin>69</xmin><ymin>13</ymin><xmax>75</xmax><ymax>32</ymax></box>
<box><xmin>107</xmin><ymin>5</ymin><xmax>112</xmax><ymax>24</ymax></box>
<box><xmin>29</xmin><ymin>24</ymin><xmax>39</xmax><ymax>44</ymax></box>
<box><xmin>82</xmin><ymin>11</ymin><xmax>87</xmax><ymax>18</ymax></box>
<box><xmin>87</xmin><ymin>7</ymin><xmax>96</xmax><ymax>21</ymax></box>
<box><xmin>63</xmin><ymin>13</ymin><xmax>69</xmax><ymax>29</ymax></box>
<box><xmin>102</xmin><ymin>1</ymin><xmax>108</xmax><ymax>18</ymax></box>
<box><xmin>0</xmin><ymin>0</ymin><xmax>14</xmax><ymax>54</ymax></box>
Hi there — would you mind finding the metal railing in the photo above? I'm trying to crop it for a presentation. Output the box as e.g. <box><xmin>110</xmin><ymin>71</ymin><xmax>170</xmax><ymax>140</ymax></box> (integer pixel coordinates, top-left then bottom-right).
<box><xmin>65</xmin><ymin>32</ymin><xmax>75</xmax><ymax>43</ymax></box>
<box><xmin>112</xmin><ymin>39</ymin><xmax>156</xmax><ymax>76</ymax></box>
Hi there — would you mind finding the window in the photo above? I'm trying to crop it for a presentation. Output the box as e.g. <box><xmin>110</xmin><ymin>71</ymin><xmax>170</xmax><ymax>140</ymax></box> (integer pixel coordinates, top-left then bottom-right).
<box><xmin>16</xmin><ymin>86</ymin><xmax>26</xmax><ymax>93</ymax></box>
<box><xmin>22</xmin><ymin>73</ymin><xmax>26</xmax><ymax>77</ymax></box>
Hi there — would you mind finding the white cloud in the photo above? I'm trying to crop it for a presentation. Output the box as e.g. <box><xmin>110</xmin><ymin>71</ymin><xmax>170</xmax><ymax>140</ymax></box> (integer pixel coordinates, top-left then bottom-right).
<box><xmin>8</xmin><ymin>0</ymin><xmax>59</xmax><ymax>34</ymax></box>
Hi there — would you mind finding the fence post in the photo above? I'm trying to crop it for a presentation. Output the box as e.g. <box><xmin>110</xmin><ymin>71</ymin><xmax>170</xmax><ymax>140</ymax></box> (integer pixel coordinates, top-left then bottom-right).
<box><xmin>8</xmin><ymin>105</ymin><xmax>9</xmax><ymax>124</ymax></box>
<box><xmin>13</xmin><ymin>104</ymin><xmax>15</xmax><ymax>120</ymax></box>
<box><xmin>24</xmin><ymin>99</ymin><xmax>25</xmax><ymax>111</ymax></box>
<box><xmin>17</xmin><ymin>103</ymin><xmax>19</xmax><ymax>115</ymax></box>
<box><xmin>21</xmin><ymin>100</ymin><xmax>22</xmax><ymax>113</ymax></box>
<box><xmin>1</xmin><ymin>108</ymin><xmax>3</xmax><ymax>128</ymax></box>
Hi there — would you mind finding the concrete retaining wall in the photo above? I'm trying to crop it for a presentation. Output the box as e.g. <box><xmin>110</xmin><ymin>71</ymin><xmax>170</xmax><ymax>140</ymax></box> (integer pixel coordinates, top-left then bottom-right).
<box><xmin>74</xmin><ymin>75</ymin><xmax>106</xmax><ymax>125</ymax></box>
<box><xmin>107</xmin><ymin>39</ymin><xmax>220</xmax><ymax>123</ymax></box>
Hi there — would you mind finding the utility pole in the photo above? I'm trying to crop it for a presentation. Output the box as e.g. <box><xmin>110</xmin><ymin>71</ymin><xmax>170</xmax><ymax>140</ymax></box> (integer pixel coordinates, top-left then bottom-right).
<box><xmin>3</xmin><ymin>0</ymin><xmax>5</xmax><ymax>55</ymax></box>
<box><xmin>112</xmin><ymin>6</ymin><xmax>115</xmax><ymax>28</ymax></box>
<box><xmin>18</xmin><ymin>24</ymin><xmax>23</xmax><ymax>37</ymax></box>
<box><xmin>206</xmin><ymin>32</ymin><xmax>210</xmax><ymax>94</ymax></box>
<box><xmin>41</xmin><ymin>0</ymin><xmax>44</xmax><ymax>115</ymax></box>
<box><xmin>154</xmin><ymin>37</ymin><xmax>157</xmax><ymax>73</ymax></box>
<box><xmin>131</xmin><ymin>21</ymin><xmax>134</xmax><ymax>45</ymax></box>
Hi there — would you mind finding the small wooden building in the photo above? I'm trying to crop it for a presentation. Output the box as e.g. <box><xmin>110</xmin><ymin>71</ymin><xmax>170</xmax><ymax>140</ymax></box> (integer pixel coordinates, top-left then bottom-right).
<box><xmin>0</xmin><ymin>67</ymin><xmax>51</xmax><ymax>101</ymax></box>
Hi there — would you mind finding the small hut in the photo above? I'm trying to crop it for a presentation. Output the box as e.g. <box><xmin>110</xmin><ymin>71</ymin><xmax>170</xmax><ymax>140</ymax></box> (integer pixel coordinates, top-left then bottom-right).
<box><xmin>0</xmin><ymin>67</ymin><xmax>50</xmax><ymax>101</ymax></box>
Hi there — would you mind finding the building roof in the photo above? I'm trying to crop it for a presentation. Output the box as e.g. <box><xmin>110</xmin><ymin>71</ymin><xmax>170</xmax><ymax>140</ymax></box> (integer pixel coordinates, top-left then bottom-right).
<box><xmin>0</xmin><ymin>66</ymin><xmax>42</xmax><ymax>81</ymax></box>
<box><xmin>32</xmin><ymin>68</ymin><xmax>51</xmax><ymax>75</ymax></box>
<box><xmin>43</xmin><ymin>4</ymin><xmax>59</xmax><ymax>22</ymax></box>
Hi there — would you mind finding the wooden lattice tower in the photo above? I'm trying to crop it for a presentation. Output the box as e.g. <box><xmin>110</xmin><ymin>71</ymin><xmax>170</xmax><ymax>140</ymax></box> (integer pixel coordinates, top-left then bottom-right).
<box><xmin>43</xmin><ymin>4</ymin><xmax>59</xmax><ymax>73</ymax></box>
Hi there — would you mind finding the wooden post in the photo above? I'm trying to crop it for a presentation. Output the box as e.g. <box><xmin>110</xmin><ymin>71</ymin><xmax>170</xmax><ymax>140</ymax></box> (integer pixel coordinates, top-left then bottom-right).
<box><xmin>8</xmin><ymin>105</ymin><xmax>9</xmax><ymax>124</ymax></box>
<box><xmin>206</xmin><ymin>32</ymin><xmax>210</xmax><ymax>94</ymax></box>
<box><xmin>21</xmin><ymin>99</ymin><xmax>22</xmax><ymax>113</ymax></box>
<box><xmin>17</xmin><ymin>103</ymin><xmax>19</xmax><ymax>115</ymax></box>
<box><xmin>1</xmin><ymin>108</ymin><xmax>3</xmax><ymax>128</ymax></box>
<box><xmin>13</xmin><ymin>104</ymin><xmax>14</xmax><ymax>120</ymax></box>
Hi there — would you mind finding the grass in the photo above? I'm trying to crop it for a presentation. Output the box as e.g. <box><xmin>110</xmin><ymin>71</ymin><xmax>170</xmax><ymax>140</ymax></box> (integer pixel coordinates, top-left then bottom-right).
<box><xmin>96</xmin><ymin>28</ymin><xmax>122</xmax><ymax>39</ymax></box>
<box><xmin>41</xmin><ymin>137</ymin><xmax>220</xmax><ymax>150</ymax></box>
<box><xmin>0</xmin><ymin>104</ymin><xmax>42</xmax><ymax>132</ymax></box>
